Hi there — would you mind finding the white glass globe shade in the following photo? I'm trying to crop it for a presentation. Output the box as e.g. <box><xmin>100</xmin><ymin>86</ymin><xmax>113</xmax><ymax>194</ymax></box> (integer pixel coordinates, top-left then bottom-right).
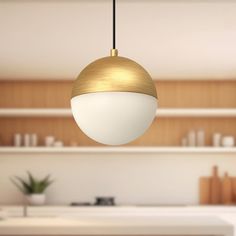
<box><xmin>71</xmin><ymin>92</ymin><xmax>157</xmax><ymax>145</ymax></box>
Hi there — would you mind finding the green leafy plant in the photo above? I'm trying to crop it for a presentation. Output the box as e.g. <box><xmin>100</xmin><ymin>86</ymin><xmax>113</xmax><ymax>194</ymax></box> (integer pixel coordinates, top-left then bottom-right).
<box><xmin>10</xmin><ymin>171</ymin><xmax>54</xmax><ymax>194</ymax></box>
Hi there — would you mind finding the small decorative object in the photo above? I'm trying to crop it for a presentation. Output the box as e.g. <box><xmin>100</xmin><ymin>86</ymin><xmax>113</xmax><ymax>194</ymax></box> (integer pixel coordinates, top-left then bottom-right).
<box><xmin>222</xmin><ymin>136</ymin><xmax>235</xmax><ymax>147</ymax></box>
<box><xmin>197</xmin><ymin>130</ymin><xmax>205</xmax><ymax>147</ymax></box>
<box><xmin>95</xmin><ymin>197</ymin><xmax>115</xmax><ymax>206</ymax></box>
<box><xmin>26</xmin><ymin>194</ymin><xmax>46</xmax><ymax>206</ymax></box>
<box><xmin>23</xmin><ymin>134</ymin><xmax>30</xmax><ymax>147</ymax></box>
<box><xmin>30</xmin><ymin>133</ymin><xmax>38</xmax><ymax>147</ymax></box>
<box><xmin>44</xmin><ymin>136</ymin><xmax>55</xmax><ymax>147</ymax></box>
<box><xmin>212</xmin><ymin>133</ymin><xmax>221</xmax><ymax>147</ymax></box>
<box><xmin>53</xmin><ymin>141</ymin><xmax>64</xmax><ymax>147</ymax></box>
<box><xmin>187</xmin><ymin>130</ymin><xmax>196</xmax><ymax>147</ymax></box>
<box><xmin>10</xmin><ymin>171</ymin><xmax>54</xmax><ymax>206</ymax></box>
<box><xmin>13</xmin><ymin>133</ymin><xmax>22</xmax><ymax>147</ymax></box>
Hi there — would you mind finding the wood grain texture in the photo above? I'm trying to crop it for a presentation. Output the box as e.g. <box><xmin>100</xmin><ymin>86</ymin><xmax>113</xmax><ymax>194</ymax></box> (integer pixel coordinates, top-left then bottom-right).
<box><xmin>222</xmin><ymin>172</ymin><xmax>232</xmax><ymax>205</ymax></box>
<box><xmin>210</xmin><ymin>166</ymin><xmax>221</xmax><ymax>204</ymax></box>
<box><xmin>0</xmin><ymin>117</ymin><xmax>100</xmax><ymax>147</ymax></box>
<box><xmin>0</xmin><ymin>117</ymin><xmax>236</xmax><ymax>146</ymax></box>
<box><xmin>0</xmin><ymin>80</ymin><xmax>72</xmax><ymax>108</ymax></box>
<box><xmin>200</xmin><ymin>174</ymin><xmax>236</xmax><ymax>205</ymax></box>
<box><xmin>0</xmin><ymin>80</ymin><xmax>235</xmax><ymax>146</ymax></box>
<box><xmin>199</xmin><ymin>177</ymin><xmax>211</xmax><ymax>205</ymax></box>
<box><xmin>130</xmin><ymin>117</ymin><xmax>236</xmax><ymax>146</ymax></box>
<box><xmin>0</xmin><ymin>80</ymin><xmax>236</xmax><ymax>108</ymax></box>
<box><xmin>231</xmin><ymin>178</ymin><xmax>236</xmax><ymax>203</ymax></box>
<box><xmin>157</xmin><ymin>80</ymin><xmax>236</xmax><ymax>108</ymax></box>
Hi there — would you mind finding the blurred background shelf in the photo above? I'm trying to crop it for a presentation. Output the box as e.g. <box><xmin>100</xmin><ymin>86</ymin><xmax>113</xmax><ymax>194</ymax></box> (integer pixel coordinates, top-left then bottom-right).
<box><xmin>0</xmin><ymin>80</ymin><xmax>235</xmax><ymax>148</ymax></box>
<box><xmin>0</xmin><ymin>147</ymin><xmax>236</xmax><ymax>154</ymax></box>
<box><xmin>0</xmin><ymin>108</ymin><xmax>236</xmax><ymax>118</ymax></box>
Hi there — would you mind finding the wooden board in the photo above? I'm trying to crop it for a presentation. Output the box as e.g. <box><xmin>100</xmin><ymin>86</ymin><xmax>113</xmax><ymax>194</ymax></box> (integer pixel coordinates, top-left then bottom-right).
<box><xmin>222</xmin><ymin>173</ymin><xmax>232</xmax><ymax>205</ymax></box>
<box><xmin>200</xmin><ymin>175</ymin><xmax>236</xmax><ymax>205</ymax></box>
<box><xmin>199</xmin><ymin>177</ymin><xmax>211</xmax><ymax>204</ymax></box>
<box><xmin>231</xmin><ymin>178</ymin><xmax>236</xmax><ymax>203</ymax></box>
<box><xmin>210</xmin><ymin>166</ymin><xmax>221</xmax><ymax>204</ymax></box>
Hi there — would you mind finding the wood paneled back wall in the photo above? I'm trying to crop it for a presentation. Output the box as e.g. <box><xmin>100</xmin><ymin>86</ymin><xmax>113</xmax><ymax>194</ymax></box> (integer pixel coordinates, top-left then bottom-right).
<box><xmin>0</xmin><ymin>80</ymin><xmax>235</xmax><ymax>146</ymax></box>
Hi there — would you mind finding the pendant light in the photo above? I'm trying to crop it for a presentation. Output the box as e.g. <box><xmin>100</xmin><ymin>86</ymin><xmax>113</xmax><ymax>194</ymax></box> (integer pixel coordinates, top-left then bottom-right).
<box><xmin>71</xmin><ymin>0</ymin><xmax>158</xmax><ymax>145</ymax></box>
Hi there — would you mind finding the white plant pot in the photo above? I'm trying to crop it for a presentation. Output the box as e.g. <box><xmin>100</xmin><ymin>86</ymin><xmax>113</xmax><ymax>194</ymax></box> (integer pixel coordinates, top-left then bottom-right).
<box><xmin>26</xmin><ymin>194</ymin><xmax>46</xmax><ymax>206</ymax></box>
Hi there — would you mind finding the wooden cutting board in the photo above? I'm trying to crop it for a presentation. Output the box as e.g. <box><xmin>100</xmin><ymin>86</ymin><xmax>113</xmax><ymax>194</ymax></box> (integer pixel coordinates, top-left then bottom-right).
<box><xmin>222</xmin><ymin>172</ymin><xmax>232</xmax><ymax>205</ymax></box>
<box><xmin>231</xmin><ymin>177</ymin><xmax>236</xmax><ymax>203</ymax></box>
<box><xmin>210</xmin><ymin>166</ymin><xmax>221</xmax><ymax>204</ymax></box>
<box><xmin>199</xmin><ymin>177</ymin><xmax>211</xmax><ymax>204</ymax></box>
<box><xmin>222</xmin><ymin>172</ymin><xmax>233</xmax><ymax>205</ymax></box>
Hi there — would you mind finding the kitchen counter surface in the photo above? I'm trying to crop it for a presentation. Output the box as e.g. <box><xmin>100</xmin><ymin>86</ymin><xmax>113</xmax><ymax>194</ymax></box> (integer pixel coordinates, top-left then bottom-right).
<box><xmin>3</xmin><ymin>205</ymin><xmax>236</xmax><ymax>215</ymax></box>
<box><xmin>0</xmin><ymin>216</ymin><xmax>234</xmax><ymax>236</ymax></box>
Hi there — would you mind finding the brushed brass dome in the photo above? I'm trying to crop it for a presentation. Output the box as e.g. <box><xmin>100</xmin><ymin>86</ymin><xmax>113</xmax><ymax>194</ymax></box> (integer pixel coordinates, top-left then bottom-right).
<box><xmin>71</xmin><ymin>50</ymin><xmax>157</xmax><ymax>99</ymax></box>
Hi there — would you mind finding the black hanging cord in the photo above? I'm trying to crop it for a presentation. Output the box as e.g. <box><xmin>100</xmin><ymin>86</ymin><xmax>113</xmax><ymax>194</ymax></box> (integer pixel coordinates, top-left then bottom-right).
<box><xmin>113</xmin><ymin>0</ymin><xmax>116</xmax><ymax>49</ymax></box>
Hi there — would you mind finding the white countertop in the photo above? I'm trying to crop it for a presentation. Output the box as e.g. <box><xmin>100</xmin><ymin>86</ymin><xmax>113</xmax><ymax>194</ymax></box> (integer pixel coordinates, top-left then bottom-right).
<box><xmin>0</xmin><ymin>216</ymin><xmax>233</xmax><ymax>236</ymax></box>
<box><xmin>3</xmin><ymin>205</ymin><xmax>236</xmax><ymax>218</ymax></box>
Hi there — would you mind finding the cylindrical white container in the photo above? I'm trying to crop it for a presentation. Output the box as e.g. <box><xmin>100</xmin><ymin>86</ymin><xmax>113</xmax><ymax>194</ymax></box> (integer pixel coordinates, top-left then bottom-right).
<box><xmin>23</xmin><ymin>134</ymin><xmax>31</xmax><ymax>147</ymax></box>
<box><xmin>222</xmin><ymin>136</ymin><xmax>235</xmax><ymax>147</ymax></box>
<box><xmin>187</xmin><ymin>130</ymin><xmax>196</xmax><ymax>147</ymax></box>
<box><xmin>197</xmin><ymin>130</ymin><xmax>205</xmax><ymax>147</ymax></box>
<box><xmin>181</xmin><ymin>137</ymin><xmax>187</xmax><ymax>147</ymax></box>
<box><xmin>13</xmin><ymin>133</ymin><xmax>22</xmax><ymax>147</ymax></box>
<box><xmin>213</xmin><ymin>133</ymin><xmax>222</xmax><ymax>147</ymax></box>
<box><xmin>30</xmin><ymin>133</ymin><xmax>38</xmax><ymax>147</ymax></box>
<box><xmin>45</xmin><ymin>136</ymin><xmax>55</xmax><ymax>147</ymax></box>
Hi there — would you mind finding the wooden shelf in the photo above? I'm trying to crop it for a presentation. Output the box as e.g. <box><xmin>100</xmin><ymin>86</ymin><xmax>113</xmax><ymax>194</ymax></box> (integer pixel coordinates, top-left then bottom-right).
<box><xmin>0</xmin><ymin>80</ymin><xmax>235</xmax><ymax>147</ymax></box>
<box><xmin>0</xmin><ymin>147</ymin><xmax>236</xmax><ymax>154</ymax></box>
<box><xmin>0</xmin><ymin>108</ymin><xmax>236</xmax><ymax>118</ymax></box>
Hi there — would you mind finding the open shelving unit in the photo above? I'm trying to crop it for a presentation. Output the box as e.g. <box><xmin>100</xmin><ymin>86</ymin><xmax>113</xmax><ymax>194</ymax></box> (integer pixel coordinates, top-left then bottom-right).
<box><xmin>0</xmin><ymin>79</ymin><xmax>235</xmax><ymax>152</ymax></box>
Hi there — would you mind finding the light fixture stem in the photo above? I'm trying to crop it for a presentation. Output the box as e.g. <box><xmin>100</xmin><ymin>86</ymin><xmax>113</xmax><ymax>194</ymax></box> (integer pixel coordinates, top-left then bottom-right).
<box><xmin>113</xmin><ymin>0</ymin><xmax>116</xmax><ymax>49</ymax></box>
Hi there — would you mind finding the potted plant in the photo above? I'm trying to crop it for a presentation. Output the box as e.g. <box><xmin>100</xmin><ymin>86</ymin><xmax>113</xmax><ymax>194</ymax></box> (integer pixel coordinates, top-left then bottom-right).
<box><xmin>11</xmin><ymin>171</ymin><xmax>54</xmax><ymax>206</ymax></box>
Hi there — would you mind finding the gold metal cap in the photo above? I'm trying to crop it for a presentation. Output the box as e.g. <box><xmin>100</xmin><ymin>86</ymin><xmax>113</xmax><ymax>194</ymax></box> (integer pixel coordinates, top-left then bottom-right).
<box><xmin>72</xmin><ymin>50</ymin><xmax>157</xmax><ymax>99</ymax></box>
<box><xmin>110</xmin><ymin>49</ymin><xmax>118</xmax><ymax>56</ymax></box>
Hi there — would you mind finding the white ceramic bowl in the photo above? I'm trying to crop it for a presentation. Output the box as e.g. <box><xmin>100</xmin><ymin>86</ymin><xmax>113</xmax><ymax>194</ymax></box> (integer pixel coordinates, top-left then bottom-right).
<box><xmin>222</xmin><ymin>136</ymin><xmax>235</xmax><ymax>147</ymax></box>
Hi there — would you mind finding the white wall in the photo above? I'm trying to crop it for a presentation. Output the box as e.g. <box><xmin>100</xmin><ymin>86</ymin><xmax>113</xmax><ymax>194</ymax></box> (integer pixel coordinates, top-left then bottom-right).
<box><xmin>0</xmin><ymin>0</ymin><xmax>236</xmax><ymax>79</ymax></box>
<box><xmin>1</xmin><ymin>153</ymin><xmax>236</xmax><ymax>205</ymax></box>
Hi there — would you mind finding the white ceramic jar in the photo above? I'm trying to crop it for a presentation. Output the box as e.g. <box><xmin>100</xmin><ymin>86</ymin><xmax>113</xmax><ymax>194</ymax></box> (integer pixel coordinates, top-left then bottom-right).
<box><xmin>23</xmin><ymin>134</ymin><xmax>31</xmax><ymax>147</ymax></box>
<box><xmin>187</xmin><ymin>130</ymin><xmax>196</xmax><ymax>147</ymax></box>
<box><xmin>30</xmin><ymin>134</ymin><xmax>38</xmax><ymax>147</ymax></box>
<box><xmin>212</xmin><ymin>133</ymin><xmax>222</xmax><ymax>147</ymax></box>
<box><xmin>13</xmin><ymin>133</ymin><xmax>22</xmax><ymax>147</ymax></box>
<box><xmin>222</xmin><ymin>136</ymin><xmax>235</xmax><ymax>147</ymax></box>
<box><xmin>44</xmin><ymin>136</ymin><xmax>55</xmax><ymax>147</ymax></box>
